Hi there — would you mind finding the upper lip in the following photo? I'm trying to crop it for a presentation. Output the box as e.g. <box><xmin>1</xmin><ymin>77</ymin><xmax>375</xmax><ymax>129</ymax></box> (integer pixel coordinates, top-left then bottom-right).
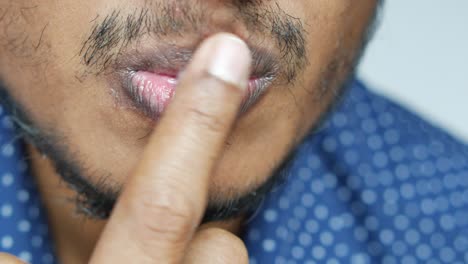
<box><xmin>109</xmin><ymin>40</ymin><xmax>281</xmax><ymax>119</ymax></box>
<box><xmin>114</xmin><ymin>41</ymin><xmax>280</xmax><ymax>78</ymax></box>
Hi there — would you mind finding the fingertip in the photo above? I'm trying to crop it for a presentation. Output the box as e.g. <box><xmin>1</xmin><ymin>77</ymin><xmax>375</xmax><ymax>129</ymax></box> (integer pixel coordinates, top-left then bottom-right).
<box><xmin>190</xmin><ymin>33</ymin><xmax>252</xmax><ymax>91</ymax></box>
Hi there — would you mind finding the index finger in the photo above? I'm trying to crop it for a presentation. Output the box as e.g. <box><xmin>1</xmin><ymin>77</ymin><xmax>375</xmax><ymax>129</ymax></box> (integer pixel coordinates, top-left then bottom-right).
<box><xmin>90</xmin><ymin>33</ymin><xmax>252</xmax><ymax>263</ymax></box>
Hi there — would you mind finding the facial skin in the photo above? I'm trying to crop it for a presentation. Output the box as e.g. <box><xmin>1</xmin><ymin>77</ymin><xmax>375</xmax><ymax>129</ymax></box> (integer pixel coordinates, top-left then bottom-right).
<box><xmin>0</xmin><ymin>0</ymin><xmax>378</xmax><ymax>262</ymax></box>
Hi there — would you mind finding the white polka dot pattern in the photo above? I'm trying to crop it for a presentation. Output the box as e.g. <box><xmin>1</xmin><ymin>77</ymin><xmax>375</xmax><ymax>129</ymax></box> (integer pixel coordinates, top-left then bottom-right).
<box><xmin>0</xmin><ymin>105</ymin><xmax>56</xmax><ymax>263</ymax></box>
<box><xmin>245</xmin><ymin>81</ymin><xmax>468</xmax><ymax>263</ymax></box>
<box><xmin>1</xmin><ymin>81</ymin><xmax>468</xmax><ymax>263</ymax></box>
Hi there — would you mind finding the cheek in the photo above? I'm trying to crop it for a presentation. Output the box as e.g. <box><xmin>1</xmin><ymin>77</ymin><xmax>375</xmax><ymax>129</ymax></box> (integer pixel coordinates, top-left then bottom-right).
<box><xmin>207</xmin><ymin>1</ymin><xmax>378</xmax><ymax>197</ymax></box>
<box><xmin>0</xmin><ymin>1</ymin><xmax>150</xmax><ymax>183</ymax></box>
<box><xmin>0</xmin><ymin>3</ymin><xmax>47</xmax><ymax>59</ymax></box>
<box><xmin>0</xmin><ymin>6</ymin><xmax>59</xmax><ymax>137</ymax></box>
<box><xmin>278</xmin><ymin>0</ymin><xmax>377</xmax><ymax>112</ymax></box>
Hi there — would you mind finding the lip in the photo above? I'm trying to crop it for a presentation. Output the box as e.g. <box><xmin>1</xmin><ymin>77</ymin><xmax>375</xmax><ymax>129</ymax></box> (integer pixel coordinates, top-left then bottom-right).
<box><xmin>112</xmin><ymin>44</ymin><xmax>279</xmax><ymax>120</ymax></box>
<box><xmin>126</xmin><ymin>70</ymin><xmax>274</xmax><ymax>118</ymax></box>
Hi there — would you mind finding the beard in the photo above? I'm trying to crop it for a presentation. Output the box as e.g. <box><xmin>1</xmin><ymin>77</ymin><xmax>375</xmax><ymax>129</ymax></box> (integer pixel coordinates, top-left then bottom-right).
<box><xmin>0</xmin><ymin>1</ymin><xmax>382</xmax><ymax>224</ymax></box>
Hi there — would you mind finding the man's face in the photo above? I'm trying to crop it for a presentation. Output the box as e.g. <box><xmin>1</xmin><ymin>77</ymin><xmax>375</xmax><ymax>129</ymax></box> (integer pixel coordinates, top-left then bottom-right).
<box><xmin>0</xmin><ymin>1</ymin><xmax>377</xmax><ymax>220</ymax></box>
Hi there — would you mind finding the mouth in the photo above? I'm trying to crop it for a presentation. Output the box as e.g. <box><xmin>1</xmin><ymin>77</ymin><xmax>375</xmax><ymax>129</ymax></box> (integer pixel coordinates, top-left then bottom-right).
<box><xmin>112</xmin><ymin>43</ymin><xmax>279</xmax><ymax>120</ymax></box>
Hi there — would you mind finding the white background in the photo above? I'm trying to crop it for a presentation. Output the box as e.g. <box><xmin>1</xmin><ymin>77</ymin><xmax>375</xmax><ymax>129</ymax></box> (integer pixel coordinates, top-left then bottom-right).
<box><xmin>357</xmin><ymin>0</ymin><xmax>468</xmax><ymax>143</ymax></box>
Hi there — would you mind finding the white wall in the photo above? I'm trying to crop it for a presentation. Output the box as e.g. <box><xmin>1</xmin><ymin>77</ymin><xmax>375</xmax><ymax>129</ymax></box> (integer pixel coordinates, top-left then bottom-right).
<box><xmin>357</xmin><ymin>0</ymin><xmax>468</xmax><ymax>143</ymax></box>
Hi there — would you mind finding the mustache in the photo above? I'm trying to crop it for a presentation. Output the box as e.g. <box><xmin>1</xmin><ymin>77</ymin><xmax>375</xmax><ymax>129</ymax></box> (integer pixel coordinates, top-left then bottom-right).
<box><xmin>78</xmin><ymin>0</ymin><xmax>308</xmax><ymax>83</ymax></box>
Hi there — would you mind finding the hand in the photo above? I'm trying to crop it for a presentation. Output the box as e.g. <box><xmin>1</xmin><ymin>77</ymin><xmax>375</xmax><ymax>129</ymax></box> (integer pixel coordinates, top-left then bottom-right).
<box><xmin>90</xmin><ymin>33</ymin><xmax>252</xmax><ymax>263</ymax></box>
<box><xmin>0</xmin><ymin>33</ymin><xmax>251</xmax><ymax>264</ymax></box>
<box><xmin>0</xmin><ymin>253</ymin><xmax>25</xmax><ymax>264</ymax></box>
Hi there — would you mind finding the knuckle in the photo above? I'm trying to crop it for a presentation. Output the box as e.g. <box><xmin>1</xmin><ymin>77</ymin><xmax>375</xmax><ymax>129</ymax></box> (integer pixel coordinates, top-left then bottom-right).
<box><xmin>129</xmin><ymin>190</ymin><xmax>197</xmax><ymax>244</ymax></box>
<box><xmin>186</xmin><ymin>105</ymin><xmax>229</xmax><ymax>135</ymax></box>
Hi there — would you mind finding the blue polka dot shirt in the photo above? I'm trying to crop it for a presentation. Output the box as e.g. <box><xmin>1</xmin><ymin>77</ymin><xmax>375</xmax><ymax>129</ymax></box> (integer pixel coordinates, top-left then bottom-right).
<box><xmin>1</xmin><ymin>80</ymin><xmax>468</xmax><ymax>263</ymax></box>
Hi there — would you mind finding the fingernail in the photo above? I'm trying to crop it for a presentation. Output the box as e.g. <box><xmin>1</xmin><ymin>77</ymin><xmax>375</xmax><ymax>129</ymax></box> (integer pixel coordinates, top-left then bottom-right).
<box><xmin>206</xmin><ymin>34</ymin><xmax>251</xmax><ymax>91</ymax></box>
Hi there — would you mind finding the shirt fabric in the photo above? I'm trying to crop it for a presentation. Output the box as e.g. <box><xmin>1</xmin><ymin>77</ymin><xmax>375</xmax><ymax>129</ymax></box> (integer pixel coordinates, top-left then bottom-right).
<box><xmin>1</xmin><ymin>80</ymin><xmax>468</xmax><ymax>264</ymax></box>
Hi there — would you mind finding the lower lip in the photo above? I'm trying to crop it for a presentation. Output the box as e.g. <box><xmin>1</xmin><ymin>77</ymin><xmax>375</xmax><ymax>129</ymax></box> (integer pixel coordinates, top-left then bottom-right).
<box><xmin>128</xmin><ymin>71</ymin><xmax>270</xmax><ymax>119</ymax></box>
<box><xmin>130</xmin><ymin>71</ymin><xmax>177</xmax><ymax>117</ymax></box>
